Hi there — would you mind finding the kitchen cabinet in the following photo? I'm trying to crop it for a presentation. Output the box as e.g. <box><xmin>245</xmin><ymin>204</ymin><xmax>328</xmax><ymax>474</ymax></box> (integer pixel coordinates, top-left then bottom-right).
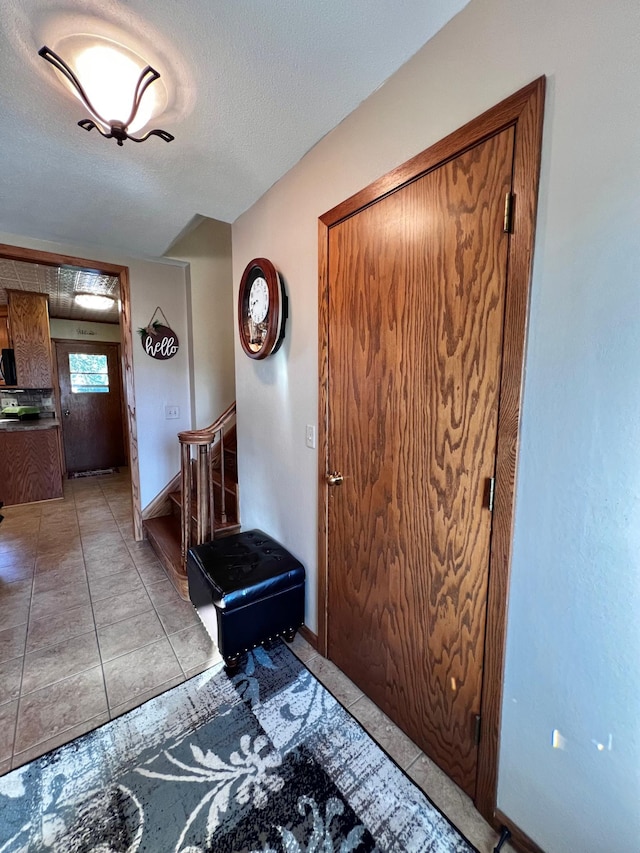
<box><xmin>7</xmin><ymin>290</ymin><xmax>54</xmax><ymax>388</ymax></box>
<box><xmin>0</xmin><ymin>306</ymin><xmax>9</xmax><ymax>387</ymax></box>
<box><xmin>0</xmin><ymin>423</ymin><xmax>63</xmax><ymax>505</ymax></box>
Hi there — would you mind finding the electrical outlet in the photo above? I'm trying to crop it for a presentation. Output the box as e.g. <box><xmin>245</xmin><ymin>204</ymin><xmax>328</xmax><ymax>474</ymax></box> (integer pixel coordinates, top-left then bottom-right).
<box><xmin>165</xmin><ymin>405</ymin><xmax>180</xmax><ymax>419</ymax></box>
<box><xmin>305</xmin><ymin>424</ymin><xmax>316</xmax><ymax>449</ymax></box>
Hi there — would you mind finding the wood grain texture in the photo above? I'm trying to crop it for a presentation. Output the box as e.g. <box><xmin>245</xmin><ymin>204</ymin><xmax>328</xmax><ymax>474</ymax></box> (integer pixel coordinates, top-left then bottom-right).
<box><xmin>0</xmin><ymin>243</ymin><xmax>124</xmax><ymax>275</ymax></box>
<box><xmin>475</xmin><ymin>77</ymin><xmax>546</xmax><ymax>819</ymax></box>
<box><xmin>317</xmin><ymin>78</ymin><xmax>546</xmax><ymax>820</ymax></box>
<box><xmin>56</xmin><ymin>341</ymin><xmax>126</xmax><ymax>473</ymax></box>
<box><xmin>0</xmin><ymin>427</ymin><xmax>63</xmax><ymax>505</ymax></box>
<box><xmin>0</xmin><ymin>307</ymin><xmax>10</xmax><ymax>382</ymax></box>
<box><xmin>144</xmin><ymin>514</ymin><xmax>189</xmax><ymax>600</ymax></box>
<box><xmin>317</xmin><ymin>218</ymin><xmax>331</xmax><ymax>656</ymax></box>
<box><xmin>7</xmin><ymin>291</ymin><xmax>53</xmax><ymax>388</ymax></box>
<box><xmin>118</xmin><ymin>266</ymin><xmax>143</xmax><ymax>541</ymax></box>
<box><xmin>327</xmin><ymin>128</ymin><xmax>514</xmax><ymax>797</ymax></box>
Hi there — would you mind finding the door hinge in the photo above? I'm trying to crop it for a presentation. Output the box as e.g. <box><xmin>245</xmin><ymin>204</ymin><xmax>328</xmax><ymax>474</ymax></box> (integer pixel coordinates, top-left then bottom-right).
<box><xmin>487</xmin><ymin>477</ymin><xmax>496</xmax><ymax>512</ymax></box>
<box><xmin>474</xmin><ymin>714</ymin><xmax>482</xmax><ymax>745</ymax></box>
<box><xmin>503</xmin><ymin>191</ymin><xmax>514</xmax><ymax>233</ymax></box>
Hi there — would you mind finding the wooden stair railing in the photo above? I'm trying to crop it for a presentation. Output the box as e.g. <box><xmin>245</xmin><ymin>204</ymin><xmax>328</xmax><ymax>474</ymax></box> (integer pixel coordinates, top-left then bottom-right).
<box><xmin>178</xmin><ymin>400</ymin><xmax>237</xmax><ymax>565</ymax></box>
<box><xmin>144</xmin><ymin>401</ymin><xmax>239</xmax><ymax>601</ymax></box>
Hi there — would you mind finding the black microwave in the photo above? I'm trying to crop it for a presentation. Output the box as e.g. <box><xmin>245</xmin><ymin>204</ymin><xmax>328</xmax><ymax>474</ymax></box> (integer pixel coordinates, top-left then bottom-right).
<box><xmin>0</xmin><ymin>349</ymin><xmax>17</xmax><ymax>386</ymax></box>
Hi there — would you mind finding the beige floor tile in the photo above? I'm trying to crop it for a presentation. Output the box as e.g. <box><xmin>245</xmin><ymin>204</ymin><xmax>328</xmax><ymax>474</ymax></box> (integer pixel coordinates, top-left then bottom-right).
<box><xmin>26</xmin><ymin>604</ymin><xmax>95</xmax><ymax>653</ymax></box>
<box><xmin>30</xmin><ymin>578</ymin><xmax>90</xmax><ymax>621</ymax></box>
<box><xmin>21</xmin><ymin>631</ymin><xmax>100</xmax><ymax>695</ymax></box>
<box><xmin>168</xmin><ymin>623</ymin><xmax>221</xmax><ymax>673</ymax></box>
<box><xmin>0</xmin><ymin>578</ymin><xmax>32</xmax><ymax>599</ymax></box>
<box><xmin>407</xmin><ymin>752</ymin><xmax>500</xmax><ymax>853</ymax></box>
<box><xmin>0</xmin><ymin>759</ymin><xmax>10</xmax><ymax>775</ymax></box>
<box><xmin>184</xmin><ymin>659</ymin><xmax>225</xmax><ymax>681</ymax></box>
<box><xmin>0</xmin><ymin>700</ymin><xmax>18</xmax><ymax>762</ymax></box>
<box><xmin>136</xmin><ymin>559</ymin><xmax>170</xmax><ymax>586</ymax></box>
<box><xmin>155</xmin><ymin>598</ymin><xmax>199</xmax><ymax>634</ymax></box>
<box><xmin>32</xmin><ymin>563</ymin><xmax>87</xmax><ymax>595</ymax></box>
<box><xmin>12</xmin><ymin>712</ymin><xmax>110</xmax><ymax>769</ymax></box>
<box><xmin>80</xmin><ymin>533</ymin><xmax>125</xmax><ymax>551</ymax></box>
<box><xmin>0</xmin><ymin>622</ymin><xmax>28</xmax><ymax>663</ymax></box>
<box><xmin>109</xmin><ymin>675</ymin><xmax>184</xmax><ymax>720</ymax></box>
<box><xmin>285</xmin><ymin>632</ymin><xmax>319</xmax><ymax>663</ymax></box>
<box><xmin>0</xmin><ymin>657</ymin><xmax>23</xmax><ymax>705</ymax></box>
<box><xmin>88</xmin><ymin>569</ymin><xmax>144</xmax><ymax>602</ymax></box>
<box><xmin>38</xmin><ymin>520</ymin><xmax>80</xmax><ymax>536</ymax></box>
<box><xmin>305</xmin><ymin>656</ymin><xmax>364</xmax><ymax>708</ymax></box>
<box><xmin>84</xmin><ymin>551</ymin><xmax>137</xmax><ymax>578</ymax></box>
<box><xmin>0</xmin><ymin>555</ymin><xmax>36</xmax><ymax>574</ymax></box>
<box><xmin>0</xmin><ymin>593</ymin><xmax>31</xmax><ymax>631</ymax></box>
<box><xmin>349</xmin><ymin>695</ymin><xmax>421</xmax><ymax>769</ymax></box>
<box><xmin>103</xmin><ymin>638</ymin><xmax>182</xmax><ymax>709</ymax></box>
<box><xmin>14</xmin><ymin>667</ymin><xmax>107</xmax><ymax>754</ymax></box>
<box><xmin>35</xmin><ymin>552</ymin><xmax>84</xmax><ymax>574</ymax></box>
<box><xmin>0</xmin><ymin>563</ymin><xmax>35</xmax><ymax>584</ymax></box>
<box><xmin>126</xmin><ymin>540</ymin><xmax>156</xmax><ymax>558</ymax></box>
<box><xmin>92</xmin><ymin>587</ymin><xmax>153</xmax><ymax>628</ymax></box>
<box><xmin>145</xmin><ymin>577</ymin><xmax>183</xmax><ymax>608</ymax></box>
<box><xmin>97</xmin><ymin>610</ymin><xmax>166</xmax><ymax>662</ymax></box>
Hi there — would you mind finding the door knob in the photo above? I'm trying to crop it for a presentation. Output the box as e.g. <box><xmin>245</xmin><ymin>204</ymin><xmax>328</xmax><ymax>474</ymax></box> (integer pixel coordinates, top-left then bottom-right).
<box><xmin>326</xmin><ymin>471</ymin><xmax>344</xmax><ymax>486</ymax></box>
<box><xmin>64</xmin><ymin>409</ymin><xmax>70</xmax><ymax>416</ymax></box>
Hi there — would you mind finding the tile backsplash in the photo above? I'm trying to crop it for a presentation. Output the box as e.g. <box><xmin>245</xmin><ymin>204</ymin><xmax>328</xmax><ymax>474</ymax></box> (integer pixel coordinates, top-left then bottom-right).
<box><xmin>0</xmin><ymin>389</ymin><xmax>55</xmax><ymax>413</ymax></box>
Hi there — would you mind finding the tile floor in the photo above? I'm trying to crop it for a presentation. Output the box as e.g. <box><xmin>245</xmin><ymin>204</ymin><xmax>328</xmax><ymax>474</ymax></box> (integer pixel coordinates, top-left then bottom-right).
<box><xmin>0</xmin><ymin>470</ymin><xmax>512</xmax><ymax>853</ymax></box>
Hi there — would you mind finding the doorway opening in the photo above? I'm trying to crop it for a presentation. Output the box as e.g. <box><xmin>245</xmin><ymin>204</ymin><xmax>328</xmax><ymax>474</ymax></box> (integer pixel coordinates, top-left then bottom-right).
<box><xmin>0</xmin><ymin>243</ymin><xmax>142</xmax><ymax>539</ymax></box>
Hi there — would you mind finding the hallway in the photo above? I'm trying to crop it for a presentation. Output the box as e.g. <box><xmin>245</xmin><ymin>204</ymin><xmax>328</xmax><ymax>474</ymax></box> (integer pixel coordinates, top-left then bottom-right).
<box><xmin>0</xmin><ymin>470</ymin><xmax>219</xmax><ymax>773</ymax></box>
<box><xmin>0</xmin><ymin>471</ymin><xmax>510</xmax><ymax>852</ymax></box>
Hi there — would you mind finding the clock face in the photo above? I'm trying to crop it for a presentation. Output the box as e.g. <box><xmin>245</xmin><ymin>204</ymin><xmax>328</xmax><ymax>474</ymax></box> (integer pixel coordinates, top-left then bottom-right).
<box><xmin>238</xmin><ymin>258</ymin><xmax>288</xmax><ymax>360</ymax></box>
<box><xmin>249</xmin><ymin>277</ymin><xmax>269</xmax><ymax>324</ymax></box>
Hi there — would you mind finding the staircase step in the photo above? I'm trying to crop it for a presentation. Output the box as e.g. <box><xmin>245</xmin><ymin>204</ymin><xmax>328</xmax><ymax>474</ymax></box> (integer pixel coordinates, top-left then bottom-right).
<box><xmin>169</xmin><ymin>489</ymin><xmax>238</xmax><ymax>525</ymax></box>
<box><xmin>144</xmin><ymin>515</ymin><xmax>188</xmax><ymax>601</ymax></box>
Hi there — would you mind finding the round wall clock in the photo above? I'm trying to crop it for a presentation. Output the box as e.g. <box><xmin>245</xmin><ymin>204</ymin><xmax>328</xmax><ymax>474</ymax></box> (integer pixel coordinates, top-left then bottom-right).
<box><xmin>237</xmin><ymin>257</ymin><xmax>288</xmax><ymax>359</ymax></box>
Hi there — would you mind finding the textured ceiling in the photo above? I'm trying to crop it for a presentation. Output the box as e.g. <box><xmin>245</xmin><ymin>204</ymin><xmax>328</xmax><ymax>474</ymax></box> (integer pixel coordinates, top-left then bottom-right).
<box><xmin>0</xmin><ymin>259</ymin><xmax>120</xmax><ymax>323</ymax></box>
<box><xmin>0</xmin><ymin>0</ymin><xmax>468</xmax><ymax>259</ymax></box>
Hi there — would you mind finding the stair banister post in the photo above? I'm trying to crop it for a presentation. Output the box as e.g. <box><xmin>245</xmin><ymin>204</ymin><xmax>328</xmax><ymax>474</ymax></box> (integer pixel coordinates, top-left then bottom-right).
<box><xmin>196</xmin><ymin>444</ymin><xmax>209</xmax><ymax>545</ymax></box>
<box><xmin>209</xmin><ymin>432</ymin><xmax>216</xmax><ymax>542</ymax></box>
<box><xmin>219</xmin><ymin>429</ymin><xmax>227</xmax><ymax>524</ymax></box>
<box><xmin>180</xmin><ymin>442</ymin><xmax>192</xmax><ymax>567</ymax></box>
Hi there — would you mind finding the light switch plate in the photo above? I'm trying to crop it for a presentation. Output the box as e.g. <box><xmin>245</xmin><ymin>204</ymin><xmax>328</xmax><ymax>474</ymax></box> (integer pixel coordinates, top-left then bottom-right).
<box><xmin>165</xmin><ymin>405</ymin><xmax>180</xmax><ymax>419</ymax></box>
<box><xmin>305</xmin><ymin>424</ymin><xmax>316</xmax><ymax>449</ymax></box>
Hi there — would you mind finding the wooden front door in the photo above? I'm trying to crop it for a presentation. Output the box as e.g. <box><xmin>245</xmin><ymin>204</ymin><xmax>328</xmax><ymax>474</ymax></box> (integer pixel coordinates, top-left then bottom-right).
<box><xmin>56</xmin><ymin>340</ymin><xmax>126</xmax><ymax>474</ymax></box>
<box><xmin>326</xmin><ymin>126</ymin><xmax>515</xmax><ymax>798</ymax></box>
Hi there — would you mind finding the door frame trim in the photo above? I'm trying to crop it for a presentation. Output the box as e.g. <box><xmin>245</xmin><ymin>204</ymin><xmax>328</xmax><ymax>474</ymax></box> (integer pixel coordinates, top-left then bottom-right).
<box><xmin>317</xmin><ymin>77</ymin><xmax>545</xmax><ymax>819</ymax></box>
<box><xmin>0</xmin><ymin>243</ymin><xmax>143</xmax><ymax>540</ymax></box>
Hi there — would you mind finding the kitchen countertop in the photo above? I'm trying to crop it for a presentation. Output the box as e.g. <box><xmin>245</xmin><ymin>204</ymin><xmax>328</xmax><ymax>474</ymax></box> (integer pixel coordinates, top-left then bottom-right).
<box><xmin>0</xmin><ymin>418</ymin><xmax>60</xmax><ymax>432</ymax></box>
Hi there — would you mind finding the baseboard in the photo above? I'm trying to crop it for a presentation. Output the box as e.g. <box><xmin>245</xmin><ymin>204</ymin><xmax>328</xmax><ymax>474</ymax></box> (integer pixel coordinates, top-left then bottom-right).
<box><xmin>299</xmin><ymin>624</ymin><xmax>319</xmax><ymax>650</ymax></box>
<box><xmin>142</xmin><ymin>472</ymin><xmax>180</xmax><ymax>520</ymax></box>
<box><xmin>493</xmin><ymin>809</ymin><xmax>546</xmax><ymax>853</ymax></box>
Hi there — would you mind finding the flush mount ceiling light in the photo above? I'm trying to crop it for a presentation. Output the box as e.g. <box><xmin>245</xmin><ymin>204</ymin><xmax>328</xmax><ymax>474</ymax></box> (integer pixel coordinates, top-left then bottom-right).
<box><xmin>38</xmin><ymin>44</ymin><xmax>174</xmax><ymax>146</ymax></box>
<box><xmin>74</xmin><ymin>293</ymin><xmax>116</xmax><ymax>310</ymax></box>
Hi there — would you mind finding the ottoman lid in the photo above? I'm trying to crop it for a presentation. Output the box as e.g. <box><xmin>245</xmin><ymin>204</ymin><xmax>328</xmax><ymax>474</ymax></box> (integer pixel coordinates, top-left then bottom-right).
<box><xmin>187</xmin><ymin>529</ymin><xmax>305</xmax><ymax>610</ymax></box>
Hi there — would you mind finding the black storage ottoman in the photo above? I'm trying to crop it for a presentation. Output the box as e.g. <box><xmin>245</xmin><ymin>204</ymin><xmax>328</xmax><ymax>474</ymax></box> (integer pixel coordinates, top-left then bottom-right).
<box><xmin>187</xmin><ymin>529</ymin><xmax>305</xmax><ymax>668</ymax></box>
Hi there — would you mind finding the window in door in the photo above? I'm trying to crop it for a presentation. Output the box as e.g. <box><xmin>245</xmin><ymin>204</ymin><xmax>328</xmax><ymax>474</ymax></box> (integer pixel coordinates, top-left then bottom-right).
<box><xmin>69</xmin><ymin>352</ymin><xmax>109</xmax><ymax>393</ymax></box>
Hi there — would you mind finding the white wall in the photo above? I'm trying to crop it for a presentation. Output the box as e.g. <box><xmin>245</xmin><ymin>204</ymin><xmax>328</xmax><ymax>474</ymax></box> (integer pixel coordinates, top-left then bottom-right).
<box><xmin>165</xmin><ymin>217</ymin><xmax>235</xmax><ymax>427</ymax></box>
<box><xmin>0</xmin><ymin>231</ymin><xmax>191</xmax><ymax>509</ymax></box>
<box><xmin>232</xmin><ymin>0</ymin><xmax>640</xmax><ymax>850</ymax></box>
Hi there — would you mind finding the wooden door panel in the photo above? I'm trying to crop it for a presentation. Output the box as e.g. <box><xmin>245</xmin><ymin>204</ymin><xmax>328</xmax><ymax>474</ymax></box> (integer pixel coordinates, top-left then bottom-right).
<box><xmin>327</xmin><ymin>127</ymin><xmax>515</xmax><ymax>796</ymax></box>
<box><xmin>56</xmin><ymin>341</ymin><xmax>125</xmax><ymax>473</ymax></box>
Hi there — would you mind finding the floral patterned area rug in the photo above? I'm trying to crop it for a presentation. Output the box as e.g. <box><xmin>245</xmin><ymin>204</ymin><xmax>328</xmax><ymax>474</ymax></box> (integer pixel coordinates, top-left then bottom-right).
<box><xmin>0</xmin><ymin>642</ymin><xmax>477</xmax><ymax>852</ymax></box>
